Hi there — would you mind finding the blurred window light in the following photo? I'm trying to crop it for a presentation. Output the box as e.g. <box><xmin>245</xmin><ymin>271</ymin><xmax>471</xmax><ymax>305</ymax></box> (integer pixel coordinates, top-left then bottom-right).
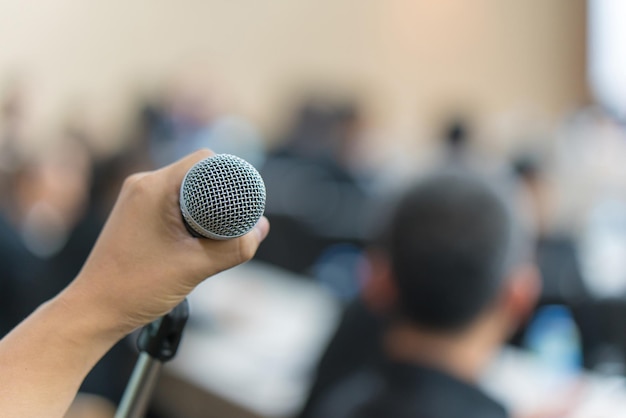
<box><xmin>580</xmin><ymin>197</ymin><xmax>626</xmax><ymax>298</ymax></box>
<box><xmin>588</xmin><ymin>0</ymin><xmax>626</xmax><ymax>120</ymax></box>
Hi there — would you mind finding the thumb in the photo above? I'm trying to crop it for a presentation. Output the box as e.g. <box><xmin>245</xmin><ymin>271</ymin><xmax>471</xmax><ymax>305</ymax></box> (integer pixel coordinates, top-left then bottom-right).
<box><xmin>253</xmin><ymin>216</ymin><xmax>270</xmax><ymax>243</ymax></box>
<box><xmin>192</xmin><ymin>215</ymin><xmax>271</xmax><ymax>279</ymax></box>
<box><xmin>229</xmin><ymin>215</ymin><xmax>270</xmax><ymax>262</ymax></box>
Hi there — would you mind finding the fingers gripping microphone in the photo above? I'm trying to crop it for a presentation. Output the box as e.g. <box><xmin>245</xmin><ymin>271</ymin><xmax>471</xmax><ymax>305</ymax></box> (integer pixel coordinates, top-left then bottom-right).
<box><xmin>180</xmin><ymin>154</ymin><xmax>266</xmax><ymax>239</ymax></box>
<box><xmin>117</xmin><ymin>154</ymin><xmax>266</xmax><ymax>418</ymax></box>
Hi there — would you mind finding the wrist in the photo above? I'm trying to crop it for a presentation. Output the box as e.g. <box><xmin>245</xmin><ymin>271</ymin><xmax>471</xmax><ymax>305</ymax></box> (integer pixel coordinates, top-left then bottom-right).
<box><xmin>52</xmin><ymin>282</ymin><xmax>130</xmax><ymax>354</ymax></box>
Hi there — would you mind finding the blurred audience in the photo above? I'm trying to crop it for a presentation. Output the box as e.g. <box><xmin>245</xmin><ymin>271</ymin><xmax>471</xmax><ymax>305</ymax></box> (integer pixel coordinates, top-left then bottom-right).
<box><xmin>3</xmin><ymin>61</ymin><xmax>626</xmax><ymax>418</ymax></box>
<box><xmin>141</xmin><ymin>76</ymin><xmax>264</xmax><ymax>169</ymax></box>
<box><xmin>300</xmin><ymin>168</ymin><xmax>538</xmax><ymax>418</ymax></box>
<box><xmin>438</xmin><ymin>115</ymin><xmax>474</xmax><ymax>166</ymax></box>
<box><xmin>257</xmin><ymin>98</ymin><xmax>373</xmax><ymax>279</ymax></box>
<box><xmin>509</xmin><ymin>153</ymin><xmax>589</xmax><ymax>329</ymax></box>
<box><xmin>0</xmin><ymin>87</ymin><xmax>149</xmax><ymax>411</ymax></box>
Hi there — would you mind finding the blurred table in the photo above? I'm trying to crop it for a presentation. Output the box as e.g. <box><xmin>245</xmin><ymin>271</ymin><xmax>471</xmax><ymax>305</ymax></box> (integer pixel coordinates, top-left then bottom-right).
<box><xmin>156</xmin><ymin>261</ymin><xmax>341</xmax><ymax>418</ymax></box>
<box><xmin>482</xmin><ymin>347</ymin><xmax>626</xmax><ymax>418</ymax></box>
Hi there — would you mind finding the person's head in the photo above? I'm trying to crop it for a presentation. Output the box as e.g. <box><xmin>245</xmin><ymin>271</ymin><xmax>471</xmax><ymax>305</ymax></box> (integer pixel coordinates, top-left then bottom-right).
<box><xmin>283</xmin><ymin>97</ymin><xmax>362</xmax><ymax>164</ymax></box>
<box><xmin>442</xmin><ymin>116</ymin><xmax>470</xmax><ymax>151</ymax></box>
<box><xmin>363</xmin><ymin>169</ymin><xmax>540</xmax><ymax>346</ymax></box>
<box><xmin>512</xmin><ymin>152</ymin><xmax>552</xmax><ymax>235</ymax></box>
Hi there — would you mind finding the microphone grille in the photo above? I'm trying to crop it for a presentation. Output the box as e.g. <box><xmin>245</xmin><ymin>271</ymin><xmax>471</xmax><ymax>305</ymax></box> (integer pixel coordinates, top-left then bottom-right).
<box><xmin>180</xmin><ymin>154</ymin><xmax>266</xmax><ymax>240</ymax></box>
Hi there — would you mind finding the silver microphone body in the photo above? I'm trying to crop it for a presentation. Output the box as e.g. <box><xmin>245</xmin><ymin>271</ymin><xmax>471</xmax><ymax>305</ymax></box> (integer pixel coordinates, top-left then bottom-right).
<box><xmin>179</xmin><ymin>154</ymin><xmax>266</xmax><ymax>240</ymax></box>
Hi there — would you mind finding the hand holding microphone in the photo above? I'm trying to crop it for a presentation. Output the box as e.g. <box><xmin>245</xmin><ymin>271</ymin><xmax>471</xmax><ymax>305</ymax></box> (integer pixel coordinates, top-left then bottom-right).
<box><xmin>0</xmin><ymin>149</ymin><xmax>269</xmax><ymax>418</ymax></box>
<box><xmin>69</xmin><ymin>149</ymin><xmax>269</xmax><ymax>336</ymax></box>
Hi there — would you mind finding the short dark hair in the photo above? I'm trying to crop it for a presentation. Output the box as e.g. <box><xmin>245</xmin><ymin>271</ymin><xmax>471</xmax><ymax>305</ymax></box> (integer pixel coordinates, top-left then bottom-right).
<box><xmin>386</xmin><ymin>170</ymin><xmax>527</xmax><ymax>331</ymax></box>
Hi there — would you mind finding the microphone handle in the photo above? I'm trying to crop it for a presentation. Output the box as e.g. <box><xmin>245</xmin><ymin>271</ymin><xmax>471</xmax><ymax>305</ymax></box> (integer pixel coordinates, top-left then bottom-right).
<box><xmin>115</xmin><ymin>353</ymin><xmax>162</xmax><ymax>418</ymax></box>
<box><xmin>115</xmin><ymin>299</ymin><xmax>190</xmax><ymax>418</ymax></box>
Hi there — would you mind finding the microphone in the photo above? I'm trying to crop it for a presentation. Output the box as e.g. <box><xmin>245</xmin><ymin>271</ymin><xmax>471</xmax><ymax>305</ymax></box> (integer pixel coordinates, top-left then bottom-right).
<box><xmin>179</xmin><ymin>154</ymin><xmax>266</xmax><ymax>239</ymax></box>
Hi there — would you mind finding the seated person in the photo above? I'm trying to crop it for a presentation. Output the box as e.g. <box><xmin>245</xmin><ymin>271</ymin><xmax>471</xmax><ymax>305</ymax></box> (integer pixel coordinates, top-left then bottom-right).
<box><xmin>302</xmin><ymin>169</ymin><xmax>540</xmax><ymax>418</ymax></box>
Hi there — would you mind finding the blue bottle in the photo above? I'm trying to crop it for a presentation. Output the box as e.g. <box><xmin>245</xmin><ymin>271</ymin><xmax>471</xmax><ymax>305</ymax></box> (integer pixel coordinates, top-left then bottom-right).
<box><xmin>523</xmin><ymin>305</ymin><xmax>583</xmax><ymax>376</ymax></box>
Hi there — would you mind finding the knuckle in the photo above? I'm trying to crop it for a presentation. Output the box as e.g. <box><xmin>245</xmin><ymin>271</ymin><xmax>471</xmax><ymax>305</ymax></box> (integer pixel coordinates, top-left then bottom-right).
<box><xmin>193</xmin><ymin>148</ymin><xmax>214</xmax><ymax>160</ymax></box>
<box><xmin>123</xmin><ymin>172</ymin><xmax>152</xmax><ymax>195</ymax></box>
<box><xmin>123</xmin><ymin>172</ymin><xmax>143</xmax><ymax>188</ymax></box>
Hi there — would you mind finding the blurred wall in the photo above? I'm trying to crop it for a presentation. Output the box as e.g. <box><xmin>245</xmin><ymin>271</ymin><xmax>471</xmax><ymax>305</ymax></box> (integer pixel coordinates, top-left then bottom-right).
<box><xmin>0</xmin><ymin>0</ymin><xmax>587</xmax><ymax>151</ymax></box>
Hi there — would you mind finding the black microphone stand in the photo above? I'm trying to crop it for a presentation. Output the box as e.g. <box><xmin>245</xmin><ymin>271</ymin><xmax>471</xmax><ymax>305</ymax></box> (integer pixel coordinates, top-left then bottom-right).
<box><xmin>115</xmin><ymin>299</ymin><xmax>189</xmax><ymax>418</ymax></box>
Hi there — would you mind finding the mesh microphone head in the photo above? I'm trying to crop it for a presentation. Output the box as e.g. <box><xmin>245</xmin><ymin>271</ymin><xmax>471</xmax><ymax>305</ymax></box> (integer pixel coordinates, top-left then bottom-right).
<box><xmin>180</xmin><ymin>154</ymin><xmax>266</xmax><ymax>240</ymax></box>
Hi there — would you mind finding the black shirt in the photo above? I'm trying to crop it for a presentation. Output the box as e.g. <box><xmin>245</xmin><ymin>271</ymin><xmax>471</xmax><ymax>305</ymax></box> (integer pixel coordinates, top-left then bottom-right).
<box><xmin>308</xmin><ymin>361</ymin><xmax>508</xmax><ymax>418</ymax></box>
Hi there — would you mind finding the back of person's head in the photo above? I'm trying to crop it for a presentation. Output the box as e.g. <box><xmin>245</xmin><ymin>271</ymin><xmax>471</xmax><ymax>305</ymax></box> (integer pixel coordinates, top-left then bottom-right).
<box><xmin>385</xmin><ymin>169</ymin><xmax>532</xmax><ymax>332</ymax></box>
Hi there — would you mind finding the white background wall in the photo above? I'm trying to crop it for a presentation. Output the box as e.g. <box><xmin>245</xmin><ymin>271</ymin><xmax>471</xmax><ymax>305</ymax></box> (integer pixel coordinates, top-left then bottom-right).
<box><xmin>0</xmin><ymin>0</ymin><xmax>588</xmax><ymax>152</ymax></box>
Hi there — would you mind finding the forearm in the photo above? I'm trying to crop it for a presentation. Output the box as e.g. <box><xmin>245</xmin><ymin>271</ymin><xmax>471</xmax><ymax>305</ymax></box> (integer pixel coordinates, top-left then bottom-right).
<box><xmin>0</xmin><ymin>289</ymin><xmax>123</xmax><ymax>417</ymax></box>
